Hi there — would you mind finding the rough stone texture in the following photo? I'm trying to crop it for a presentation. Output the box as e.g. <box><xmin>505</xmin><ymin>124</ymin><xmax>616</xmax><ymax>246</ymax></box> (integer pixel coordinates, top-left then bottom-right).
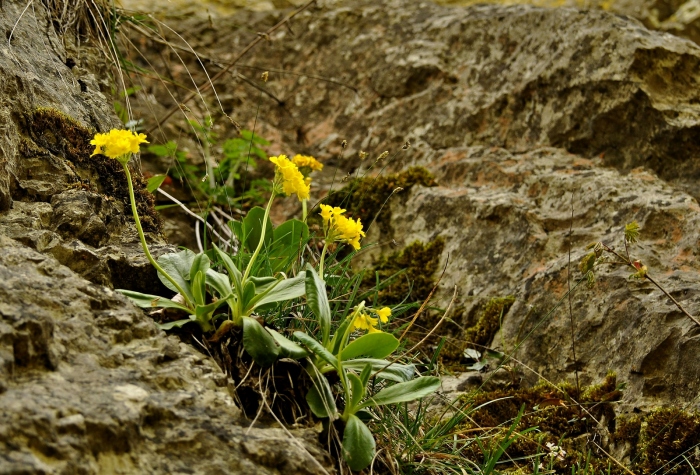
<box><xmin>0</xmin><ymin>0</ymin><xmax>169</xmax><ymax>290</ymax></box>
<box><xmin>140</xmin><ymin>0</ymin><xmax>700</xmax><ymax>199</ymax></box>
<box><xmin>0</xmin><ymin>236</ymin><xmax>330</xmax><ymax>474</ymax></box>
<box><xmin>0</xmin><ymin>1</ymin><xmax>333</xmax><ymax>473</ymax></box>
<box><xmin>438</xmin><ymin>0</ymin><xmax>700</xmax><ymax>47</ymax></box>
<box><xmin>132</xmin><ymin>0</ymin><xmax>700</xmax><ymax>410</ymax></box>
<box><xmin>386</xmin><ymin>146</ymin><xmax>700</xmax><ymax>410</ymax></box>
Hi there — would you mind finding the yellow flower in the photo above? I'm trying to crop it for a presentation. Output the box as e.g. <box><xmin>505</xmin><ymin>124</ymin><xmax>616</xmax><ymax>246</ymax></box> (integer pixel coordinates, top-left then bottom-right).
<box><xmin>292</xmin><ymin>154</ymin><xmax>323</xmax><ymax>172</ymax></box>
<box><xmin>318</xmin><ymin>204</ymin><xmax>365</xmax><ymax>250</ymax></box>
<box><xmin>91</xmin><ymin>129</ymin><xmax>148</xmax><ymax>164</ymax></box>
<box><xmin>350</xmin><ymin>313</ymin><xmax>381</xmax><ymax>333</ymax></box>
<box><xmin>270</xmin><ymin>154</ymin><xmax>310</xmax><ymax>201</ymax></box>
<box><xmin>320</xmin><ymin>204</ymin><xmax>334</xmax><ymax>223</ymax></box>
<box><xmin>374</xmin><ymin>307</ymin><xmax>391</xmax><ymax>323</ymax></box>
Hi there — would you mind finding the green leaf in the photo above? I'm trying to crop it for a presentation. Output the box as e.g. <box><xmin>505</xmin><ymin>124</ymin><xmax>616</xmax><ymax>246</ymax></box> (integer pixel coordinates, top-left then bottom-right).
<box><xmin>347</xmin><ymin>372</ymin><xmax>365</xmax><ymax>412</ymax></box>
<box><xmin>205</xmin><ymin>269</ymin><xmax>232</xmax><ymax>298</ymax></box>
<box><xmin>157</xmin><ymin>249</ymin><xmax>196</xmax><ymax>303</ymax></box>
<box><xmin>359</xmin><ymin>363</ymin><xmax>372</xmax><ymax>388</ymax></box>
<box><xmin>247</xmin><ymin>272</ymin><xmax>306</xmax><ymax>310</ymax></box>
<box><xmin>154</xmin><ymin>203</ymin><xmax>180</xmax><ymax>211</ymax></box>
<box><xmin>269</xmin><ymin>219</ymin><xmax>309</xmax><ymax>273</ymax></box>
<box><xmin>157</xmin><ymin>317</ymin><xmax>196</xmax><ymax>330</ymax></box>
<box><xmin>241</xmin><ymin>280</ymin><xmax>256</xmax><ymax>310</ymax></box>
<box><xmin>191</xmin><ymin>253</ymin><xmax>211</xmax><ymax>279</ymax></box>
<box><xmin>267</xmin><ymin>328</ymin><xmax>308</xmax><ymax>359</ymax></box>
<box><xmin>293</xmin><ymin>332</ymin><xmax>338</xmax><ymax>369</ymax></box>
<box><xmin>146</xmin><ymin>174</ymin><xmax>167</xmax><ymax>193</ymax></box>
<box><xmin>228</xmin><ymin>220</ymin><xmax>245</xmax><ymax>249</ymax></box>
<box><xmin>249</xmin><ymin>275</ymin><xmax>278</xmax><ymax>294</ymax></box>
<box><xmin>117</xmin><ymin>289</ymin><xmax>192</xmax><ymax>313</ymax></box>
<box><xmin>273</xmin><ymin>219</ymin><xmax>309</xmax><ymax>247</ymax></box>
<box><xmin>192</xmin><ymin>271</ymin><xmax>206</xmax><ymax>306</ymax></box>
<box><xmin>241</xmin><ymin>316</ymin><xmax>280</xmax><ymax>367</ymax></box>
<box><xmin>243</xmin><ymin>206</ymin><xmax>273</xmax><ymax>252</ymax></box>
<box><xmin>342</xmin><ymin>415</ymin><xmax>376</xmax><ymax>471</ymax></box>
<box><xmin>360</xmin><ymin>376</ymin><xmax>440</xmax><ymax>409</ymax></box>
<box><xmin>305</xmin><ymin>264</ymin><xmax>331</xmax><ymax>346</ymax></box>
<box><xmin>343</xmin><ymin>359</ymin><xmax>414</xmax><ymax>383</ymax></box>
<box><xmin>341</xmin><ymin>332</ymin><xmax>399</xmax><ymax>361</ymax></box>
<box><xmin>193</xmin><ymin>298</ymin><xmax>227</xmax><ymax>332</ymax></box>
<box><xmin>305</xmin><ymin>365</ymin><xmax>337</xmax><ymax>419</ymax></box>
<box><xmin>212</xmin><ymin>245</ymin><xmax>242</xmax><ymax>292</ymax></box>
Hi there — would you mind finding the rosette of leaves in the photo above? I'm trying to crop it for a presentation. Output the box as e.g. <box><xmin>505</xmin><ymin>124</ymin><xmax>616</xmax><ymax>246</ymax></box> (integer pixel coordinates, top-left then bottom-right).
<box><xmin>118</xmin><ymin>210</ymin><xmax>310</xmax><ymax>367</ymax></box>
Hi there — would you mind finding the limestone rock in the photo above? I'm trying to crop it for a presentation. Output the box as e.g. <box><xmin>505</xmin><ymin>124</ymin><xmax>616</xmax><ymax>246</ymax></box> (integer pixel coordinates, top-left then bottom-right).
<box><xmin>0</xmin><ymin>0</ymin><xmax>167</xmax><ymax>289</ymax></box>
<box><xmin>0</xmin><ymin>236</ymin><xmax>330</xmax><ymax>474</ymax></box>
<box><xmin>132</xmin><ymin>0</ymin><xmax>700</xmax><ymax>409</ymax></box>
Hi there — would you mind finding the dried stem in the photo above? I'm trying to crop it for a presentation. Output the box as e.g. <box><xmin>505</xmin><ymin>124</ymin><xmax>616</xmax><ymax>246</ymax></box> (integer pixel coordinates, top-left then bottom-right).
<box><xmin>602</xmin><ymin>243</ymin><xmax>700</xmax><ymax>328</ymax></box>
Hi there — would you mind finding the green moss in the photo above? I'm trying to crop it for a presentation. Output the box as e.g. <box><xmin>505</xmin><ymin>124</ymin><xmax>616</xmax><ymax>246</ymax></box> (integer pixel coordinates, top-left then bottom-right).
<box><xmin>362</xmin><ymin>237</ymin><xmax>445</xmax><ymax>305</ymax></box>
<box><xmin>437</xmin><ymin>296</ymin><xmax>515</xmax><ymax>365</ymax></box>
<box><xmin>449</xmin><ymin>372</ymin><xmax>700</xmax><ymax>474</ymax></box>
<box><xmin>324</xmin><ymin>166</ymin><xmax>437</xmax><ymax>224</ymax></box>
<box><xmin>612</xmin><ymin>414</ymin><xmax>642</xmax><ymax>449</ymax></box>
<box><xmin>465</xmin><ymin>296</ymin><xmax>515</xmax><ymax>349</ymax></box>
<box><xmin>637</xmin><ymin>407</ymin><xmax>700</xmax><ymax>474</ymax></box>
<box><xmin>457</xmin><ymin>373</ymin><xmax>624</xmax><ymax>473</ymax></box>
<box><xmin>25</xmin><ymin>108</ymin><xmax>160</xmax><ymax>233</ymax></box>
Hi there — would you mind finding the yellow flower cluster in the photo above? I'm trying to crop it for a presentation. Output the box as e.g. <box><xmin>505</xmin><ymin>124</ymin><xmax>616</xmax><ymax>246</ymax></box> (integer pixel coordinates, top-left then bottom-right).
<box><xmin>90</xmin><ymin>129</ymin><xmax>148</xmax><ymax>163</ymax></box>
<box><xmin>319</xmin><ymin>204</ymin><xmax>365</xmax><ymax>250</ymax></box>
<box><xmin>269</xmin><ymin>155</ymin><xmax>310</xmax><ymax>201</ymax></box>
<box><xmin>292</xmin><ymin>154</ymin><xmax>323</xmax><ymax>172</ymax></box>
<box><xmin>351</xmin><ymin>307</ymin><xmax>391</xmax><ymax>333</ymax></box>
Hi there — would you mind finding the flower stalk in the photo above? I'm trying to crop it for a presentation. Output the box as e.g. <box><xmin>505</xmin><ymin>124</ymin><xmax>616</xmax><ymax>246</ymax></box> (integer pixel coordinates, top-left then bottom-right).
<box><xmin>91</xmin><ymin>129</ymin><xmax>190</xmax><ymax>306</ymax></box>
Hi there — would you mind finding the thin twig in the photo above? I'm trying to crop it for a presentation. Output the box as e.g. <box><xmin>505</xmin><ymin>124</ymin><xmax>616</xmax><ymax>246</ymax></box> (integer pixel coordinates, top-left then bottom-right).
<box><xmin>591</xmin><ymin>441</ymin><xmax>638</xmax><ymax>475</ymax></box>
<box><xmin>567</xmin><ymin>191</ymin><xmax>581</xmax><ymax>400</ymax></box>
<box><xmin>146</xmin><ymin>0</ymin><xmax>318</xmax><ymax>134</ymax></box>
<box><xmin>399</xmin><ymin>256</ymin><xmax>449</xmax><ymax>342</ymax></box>
<box><xmin>406</xmin><ymin>285</ymin><xmax>456</xmax><ymax>355</ymax></box>
<box><xmin>126</xmin><ymin>23</ymin><xmax>358</xmax><ymax>93</ymax></box>
<box><xmin>601</xmin><ymin>244</ymin><xmax>700</xmax><ymax>328</ymax></box>
<box><xmin>236</xmin><ymin>72</ymin><xmax>285</xmax><ymax>106</ymax></box>
<box><xmin>156</xmin><ymin>188</ymin><xmax>232</xmax><ymax>249</ymax></box>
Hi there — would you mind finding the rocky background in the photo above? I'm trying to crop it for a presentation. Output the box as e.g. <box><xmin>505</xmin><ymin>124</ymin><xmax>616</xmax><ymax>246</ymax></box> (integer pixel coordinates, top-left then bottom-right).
<box><xmin>3</xmin><ymin>0</ymin><xmax>700</xmax><ymax>472</ymax></box>
<box><xmin>0</xmin><ymin>0</ymin><xmax>330</xmax><ymax>473</ymax></box>
<box><xmin>130</xmin><ymin>0</ymin><xmax>700</xmax><ymax>410</ymax></box>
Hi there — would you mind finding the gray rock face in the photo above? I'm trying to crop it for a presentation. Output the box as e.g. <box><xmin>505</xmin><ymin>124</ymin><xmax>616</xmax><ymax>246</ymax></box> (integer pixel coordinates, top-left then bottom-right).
<box><xmin>168</xmin><ymin>0</ymin><xmax>700</xmax><ymax>199</ymax></box>
<box><xmin>137</xmin><ymin>0</ymin><xmax>700</xmax><ymax>409</ymax></box>
<box><xmin>0</xmin><ymin>1</ymin><xmax>332</xmax><ymax>473</ymax></box>
<box><xmin>385</xmin><ymin>146</ymin><xmax>700</xmax><ymax>410</ymax></box>
<box><xmin>0</xmin><ymin>236</ymin><xmax>330</xmax><ymax>474</ymax></box>
<box><xmin>0</xmin><ymin>0</ymin><xmax>167</xmax><ymax>289</ymax></box>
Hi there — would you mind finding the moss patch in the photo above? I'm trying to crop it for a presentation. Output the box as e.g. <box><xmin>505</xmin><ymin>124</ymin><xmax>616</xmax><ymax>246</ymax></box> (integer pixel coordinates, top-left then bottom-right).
<box><xmin>447</xmin><ymin>372</ymin><xmax>700</xmax><ymax>474</ymax></box>
<box><xmin>637</xmin><ymin>407</ymin><xmax>700</xmax><ymax>474</ymax></box>
<box><xmin>362</xmin><ymin>237</ymin><xmax>445</xmax><ymax>305</ymax></box>
<box><xmin>324</xmin><ymin>166</ymin><xmax>437</xmax><ymax>225</ymax></box>
<box><xmin>454</xmin><ymin>373</ymin><xmax>621</xmax><ymax>473</ymax></box>
<box><xmin>437</xmin><ymin>296</ymin><xmax>515</xmax><ymax>365</ymax></box>
<box><xmin>465</xmin><ymin>296</ymin><xmax>515</xmax><ymax>349</ymax></box>
<box><xmin>25</xmin><ymin>108</ymin><xmax>160</xmax><ymax>233</ymax></box>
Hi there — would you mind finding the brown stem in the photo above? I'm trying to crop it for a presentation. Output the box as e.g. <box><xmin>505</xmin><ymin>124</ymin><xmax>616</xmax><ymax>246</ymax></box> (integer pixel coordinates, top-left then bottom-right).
<box><xmin>601</xmin><ymin>243</ymin><xmax>700</xmax><ymax>328</ymax></box>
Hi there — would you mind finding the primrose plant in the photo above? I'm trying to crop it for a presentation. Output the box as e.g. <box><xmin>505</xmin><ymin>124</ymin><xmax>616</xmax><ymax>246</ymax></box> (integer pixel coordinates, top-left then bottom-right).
<box><xmin>93</xmin><ymin>129</ymin><xmax>440</xmax><ymax>471</ymax></box>
<box><xmin>295</xmin><ymin>267</ymin><xmax>440</xmax><ymax>470</ymax></box>
<box><xmin>93</xmin><ymin>130</ymin><xmax>311</xmax><ymax>366</ymax></box>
